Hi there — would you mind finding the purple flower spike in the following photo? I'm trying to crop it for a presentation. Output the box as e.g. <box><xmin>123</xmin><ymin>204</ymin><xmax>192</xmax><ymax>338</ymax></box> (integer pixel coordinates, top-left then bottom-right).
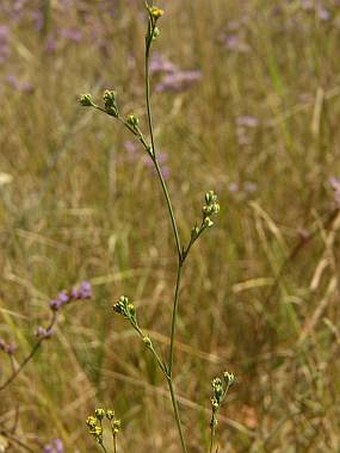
<box><xmin>71</xmin><ymin>288</ymin><xmax>80</xmax><ymax>299</ymax></box>
<box><xmin>36</xmin><ymin>326</ymin><xmax>53</xmax><ymax>340</ymax></box>
<box><xmin>58</xmin><ymin>292</ymin><xmax>70</xmax><ymax>304</ymax></box>
<box><xmin>79</xmin><ymin>281</ymin><xmax>92</xmax><ymax>299</ymax></box>
<box><xmin>150</xmin><ymin>52</ymin><xmax>178</xmax><ymax>75</ymax></box>
<box><xmin>42</xmin><ymin>438</ymin><xmax>64</xmax><ymax>453</ymax></box>
<box><xmin>0</xmin><ymin>339</ymin><xmax>17</xmax><ymax>355</ymax></box>
<box><xmin>0</xmin><ymin>25</ymin><xmax>10</xmax><ymax>64</ymax></box>
<box><xmin>155</xmin><ymin>70</ymin><xmax>202</xmax><ymax>93</ymax></box>
<box><xmin>6</xmin><ymin>343</ymin><xmax>17</xmax><ymax>355</ymax></box>
<box><xmin>60</xmin><ymin>27</ymin><xmax>82</xmax><ymax>43</ymax></box>
<box><xmin>329</xmin><ymin>177</ymin><xmax>340</xmax><ymax>208</ymax></box>
<box><xmin>6</xmin><ymin>74</ymin><xmax>34</xmax><ymax>93</ymax></box>
<box><xmin>49</xmin><ymin>299</ymin><xmax>62</xmax><ymax>311</ymax></box>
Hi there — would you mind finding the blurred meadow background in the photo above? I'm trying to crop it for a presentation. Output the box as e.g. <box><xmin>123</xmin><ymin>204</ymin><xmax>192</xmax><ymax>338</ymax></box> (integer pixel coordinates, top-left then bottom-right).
<box><xmin>0</xmin><ymin>0</ymin><xmax>340</xmax><ymax>451</ymax></box>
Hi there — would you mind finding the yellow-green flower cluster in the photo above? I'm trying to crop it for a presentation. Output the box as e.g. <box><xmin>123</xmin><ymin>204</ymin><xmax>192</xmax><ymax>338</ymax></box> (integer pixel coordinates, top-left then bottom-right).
<box><xmin>113</xmin><ymin>295</ymin><xmax>137</xmax><ymax>325</ymax></box>
<box><xmin>202</xmin><ymin>190</ymin><xmax>220</xmax><ymax>228</ymax></box>
<box><xmin>86</xmin><ymin>415</ymin><xmax>104</xmax><ymax>444</ymax></box>
<box><xmin>86</xmin><ymin>408</ymin><xmax>121</xmax><ymax>447</ymax></box>
<box><xmin>210</xmin><ymin>371</ymin><xmax>235</xmax><ymax>427</ymax></box>
<box><xmin>147</xmin><ymin>6</ymin><xmax>164</xmax><ymax>19</ymax></box>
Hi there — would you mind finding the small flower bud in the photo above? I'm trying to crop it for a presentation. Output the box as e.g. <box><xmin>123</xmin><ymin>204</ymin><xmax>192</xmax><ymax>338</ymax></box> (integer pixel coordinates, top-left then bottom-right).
<box><xmin>113</xmin><ymin>419</ymin><xmax>121</xmax><ymax>434</ymax></box>
<box><xmin>204</xmin><ymin>217</ymin><xmax>214</xmax><ymax>228</ymax></box>
<box><xmin>103</xmin><ymin>89</ymin><xmax>118</xmax><ymax>117</ymax></box>
<box><xmin>94</xmin><ymin>408</ymin><xmax>106</xmax><ymax>420</ymax></box>
<box><xmin>86</xmin><ymin>416</ymin><xmax>97</xmax><ymax>429</ymax></box>
<box><xmin>148</xmin><ymin>6</ymin><xmax>164</xmax><ymax>19</ymax></box>
<box><xmin>223</xmin><ymin>371</ymin><xmax>235</xmax><ymax>386</ymax></box>
<box><xmin>79</xmin><ymin>93</ymin><xmax>94</xmax><ymax>107</ymax></box>
<box><xmin>106</xmin><ymin>409</ymin><xmax>115</xmax><ymax>420</ymax></box>
<box><xmin>126</xmin><ymin>114</ymin><xmax>140</xmax><ymax>131</ymax></box>
<box><xmin>36</xmin><ymin>326</ymin><xmax>53</xmax><ymax>340</ymax></box>
<box><xmin>143</xmin><ymin>336</ymin><xmax>152</xmax><ymax>348</ymax></box>
<box><xmin>205</xmin><ymin>190</ymin><xmax>218</xmax><ymax>205</ymax></box>
<box><xmin>152</xmin><ymin>27</ymin><xmax>160</xmax><ymax>40</ymax></box>
<box><xmin>191</xmin><ymin>225</ymin><xmax>200</xmax><ymax>240</ymax></box>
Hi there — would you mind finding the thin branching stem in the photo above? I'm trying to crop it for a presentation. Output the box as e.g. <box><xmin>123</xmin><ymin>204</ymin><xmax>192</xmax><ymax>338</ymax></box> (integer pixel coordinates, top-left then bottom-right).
<box><xmin>99</xmin><ymin>442</ymin><xmax>107</xmax><ymax>453</ymax></box>
<box><xmin>132</xmin><ymin>323</ymin><xmax>168</xmax><ymax>376</ymax></box>
<box><xmin>167</xmin><ymin>377</ymin><xmax>188</xmax><ymax>453</ymax></box>
<box><xmin>0</xmin><ymin>342</ymin><xmax>42</xmax><ymax>391</ymax></box>
<box><xmin>113</xmin><ymin>433</ymin><xmax>118</xmax><ymax>453</ymax></box>
<box><xmin>209</xmin><ymin>424</ymin><xmax>217</xmax><ymax>453</ymax></box>
<box><xmin>168</xmin><ymin>260</ymin><xmax>183</xmax><ymax>376</ymax></box>
<box><xmin>144</xmin><ymin>14</ymin><xmax>187</xmax><ymax>453</ymax></box>
<box><xmin>0</xmin><ymin>312</ymin><xmax>57</xmax><ymax>392</ymax></box>
<box><xmin>152</xmin><ymin>156</ymin><xmax>182</xmax><ymax>259</ymax></box>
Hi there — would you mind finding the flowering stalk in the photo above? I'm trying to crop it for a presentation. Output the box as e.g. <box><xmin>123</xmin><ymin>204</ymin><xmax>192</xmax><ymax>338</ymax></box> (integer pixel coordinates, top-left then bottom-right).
<box><xmin>79</xmin><ymin>5</ymin><xmax>221</xmax><ymax>452</ymax></box>
<box><xmin>0</xmin><ymin>282</ymin><xmax>92</xmax><ymax>392</ymax></box>
<box><xmin>209</xmin><ymin>372</ymin><xmax>235</xmax><ymax>453</ymax></box>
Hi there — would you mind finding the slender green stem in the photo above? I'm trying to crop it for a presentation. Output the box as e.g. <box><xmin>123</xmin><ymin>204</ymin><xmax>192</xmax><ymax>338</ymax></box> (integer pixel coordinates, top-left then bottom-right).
<box><xmin>99</xmin><ymin>442</ymin><xmax>107</xmax><ymax>453</ymax></box>
<box><xmin>132</xmin><ymin>324</ymin><xmax>168</xmax><ymax>376</ymax></box>
<box><xmin>209</xmin><ymin>421</ymin><xmax>217</xmax><ymax>453</ymax></box>
<box><xmin>145</xmin><ymin>25</ymin><xmax>156</xmax><ymax>157</ymax></box>
<box><xmin>152</xmin><ymin>156</ymin><xmax>182</xmax><ymax>259</ymax></box>
<box><xmin>167</xmin><ymin>378</ymin><xmax>188</xmax><ymax>453</ymax></box>
<box><xmin>0</xmin><ymin>342</ymin><xmax>42</xmax><ymax>391</ymax></box>
<box><xmin>182</xmin><ymin>224</ymin><xmax>207</xmax><ymax>261</ymax></box>
<box><xmin>167</xmin><ymin>260</ymin><xmax>183</xmax><ymax>376</ymax></box>
<box><xmin>0</xmin><ymin>312</ymin><xmax>57</xmax><ymax>392</ymax></box>
<box><xmin>113</xmin><ymin>433</ymin><xmax>118</xmax><ymax>453</ymax></box>
<box><xmin>144</xmin><ymin>19</ymin><xmax>182</xmax><ymax>258</ymax></box>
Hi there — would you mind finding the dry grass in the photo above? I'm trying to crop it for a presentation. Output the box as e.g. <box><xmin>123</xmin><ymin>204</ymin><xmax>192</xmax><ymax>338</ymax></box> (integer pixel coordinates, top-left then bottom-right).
<box><xmin>0</xmin><ymin>1</ymin><xmax>339</xmax><ymax>451</ymax></box>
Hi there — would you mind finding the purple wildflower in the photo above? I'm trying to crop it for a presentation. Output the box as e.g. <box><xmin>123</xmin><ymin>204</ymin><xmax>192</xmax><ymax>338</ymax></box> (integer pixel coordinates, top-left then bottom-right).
<box><xmin>5</xmin><ymin>74</ymin><xmax>34</xmax><ymax>93</ymax></box>
<box><xmin>50</xmin><ymin>282</ymin><xmax>92</xmax><ymax>310</ymax></box>
<box><xmin>31</xmin><ymin>10</ymin><xmax>43</xmax><ymax>32</ymax></box>
<box><xmin>236</xmin><ymin>116</ymin><xmax>259</xmax><ymax>128</ymax></box>
<box><xmin>36</xmin><ymin>326</ymin><xmax>53</xmax><ymax>340</ymax></box>
<box><xmin>78</xmin><ymin>281</ymin><xmax>92</xmax><ymax>299</ymax></box>
<box><xmin>155</xmin><ymin>70</ymin><xmax>202</xmax><ymax>93</ymax></box>
<box><xmin>58</xmin><ymin>292</ymin><xmax>70</xmax><ymax>304</ymax></box>
<box><xmin>236</xmin><ymin>116</ymin><xmax>259</xmax><ymax>146</ymax></box>
<box><xmin>59</xmin><ymin>28</ymin><xmax>82</xmax><ymax>43</ymax></box>
<box><xmin>49</xmin><ymin>299</ymin><xmax>62</xmax><ymax>311</ymax></box>
<box><xmin>42</xmin><ymin>438</ymin><xmax>64</xmax><ymax>453</ymax></box>
<box><xmin>329</xmin><ymin>177</ymin><xmax>340</xmax><ymax>208</ymax></box>
<box><xmin>123</xmin><ymin>140</ymin><xmax>138</xmax><ymax>160</ymax></box>
<box><xmin>228</xmin><ymin>181</ymin><xmax>257</xmax><ymax>199</ymax></box>
<box><xmin>317</xmin><ymin>7</ymin><xmax>331</xmax><ymax>22</ymax></box>
<box><xmin>142</xmin><ymin>151</ymin><xmax>169</xmax><ymax>179</ymax></box>
<box><xmin>300</xmin><ymin>0</ymin><xmax>313</xmax><ymax>11</ymax></box>
<box><xmin>45</xmin><ymin>37</ymin><xmax>57</xmax><ymax>54</ymax></box>
<box><xmin>150</xmin><ymin>52</ymin><xmax>178</xmax><ymax>75</ymax></box>
<box><xmin>244</xmin><ymin>181</ymin><xmax>258</xmax><ymax>193</ymax></box>
<box><xmin>0</xmin><ymin>338</ymin><xmax>17</xmax><ymax>355</ymax></box>
<box><xmin>223</xmin><ymin>34</ymin><xmax>250</xmax><ymax>53</ymax></box>
<box><xmin>0</xmin><ymin>25</ymin><xmax>10</xmax><ymax>64</ymax></box>
<box><xmin>71</xmin><ymin>281</ymin><xmax>92</xmax><ymax>300</ymax></box>
<box><xmin>228</xmin><ymin>182</ymin><xmax>239</xmax><ymax>194</ymax></box>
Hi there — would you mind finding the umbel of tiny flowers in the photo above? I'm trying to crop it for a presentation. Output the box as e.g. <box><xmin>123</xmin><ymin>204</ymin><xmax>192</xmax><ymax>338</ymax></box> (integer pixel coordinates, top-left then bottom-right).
<box><xmin>209</xmin><ymin>371</ymin><xmax>235</xmax><ymax>453</ymax></box>
<box><xmin>113</xmin><ymin>295</ymin><xmax>137</xmax><ymax>325</ymax></box>
<box><xmin>113</xmin><ymin>296</ymin><xmax>167</xmax><ymax>375</ymax></box>
<box><xmin>182</xmin><ymin>190</ymin><xmax>220</xmax><ymax>260</ymax></box>
<box><xmin>86</xmin><ymin>408</ymin><xmax>121</xmax><ymax>453</ymax></box>
<box><xmin>146</xmin><ymin>4</ymin><xmax>164</xmax><ymax>42</ymax></box>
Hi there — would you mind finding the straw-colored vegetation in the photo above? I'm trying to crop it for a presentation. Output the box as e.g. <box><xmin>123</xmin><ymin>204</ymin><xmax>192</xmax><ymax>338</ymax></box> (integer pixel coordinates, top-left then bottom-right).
<box><xmin>0</xmin><ymin>1</ymin><xmax>339</xmax><ymax>451</ymax></box>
